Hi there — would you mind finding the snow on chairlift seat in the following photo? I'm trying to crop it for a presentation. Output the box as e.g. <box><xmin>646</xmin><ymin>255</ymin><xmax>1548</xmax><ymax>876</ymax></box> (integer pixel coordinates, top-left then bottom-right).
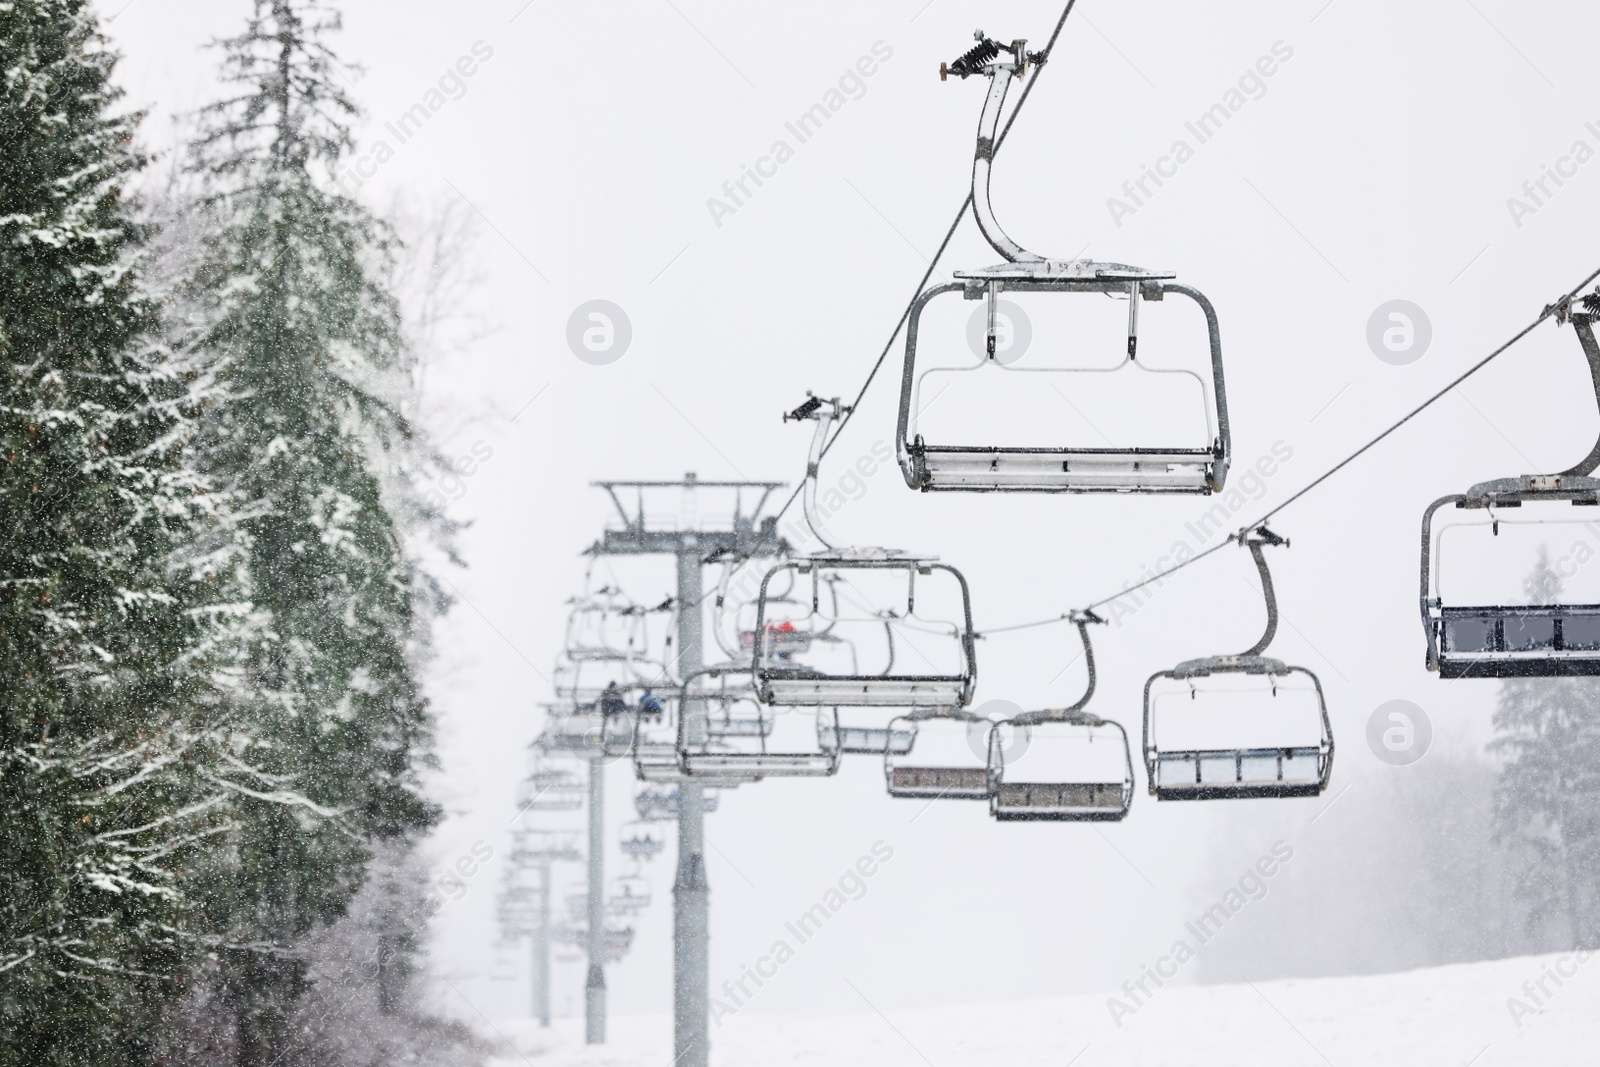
<box><xmin>896</xmin><ymin>34</ymin><xmax>1230</xmax><ymax>496</ymax></box>
<box><xmin>987</xmin><ymin>615</ymin><xmax>1134</xmax><ymax>821</ymax></box>
<box><xmin>1142</xmin><ymin>529</ymin><xmax>1333</xmax><ymax>800</ymax></box>
<box><xmin>883</xmin><ymin>707</ymin><xmax>995</xmax><ymax>799</ymax></box>
<box><xmin>753</xmin><ymin>548</ymin><xmax>978</xmax><ymax>709</ymax></box>
<box><xmin>1420</xmin><ymin>297</ymin><xmax>1600</xmax><ymax>677</ymax></box>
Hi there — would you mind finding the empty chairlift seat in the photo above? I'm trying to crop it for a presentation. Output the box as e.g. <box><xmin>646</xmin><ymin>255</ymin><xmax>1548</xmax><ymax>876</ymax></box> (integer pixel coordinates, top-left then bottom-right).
<box><xmin>677</xmin><ymin>669</ymin><xmax>840</xmax><ymax>781</ymax></box>
<box><xmin>884</xmin><ymin>708</ymin><xmax>995</xmax><ymax>799</ymax></box>
<box><xmin>895</xmin><ymin>32</ymin><xmax>1230</xmax><ymax>496</ymax></box>
<box><xmin>817</xmin><ymin>709</ymin><xmax>917</xmax><ymax>755</ymax></box>
<box><xmin>1142</xmin><ymin>528</ymin><xmax>1334</xmax><ymax>801</ymax></box>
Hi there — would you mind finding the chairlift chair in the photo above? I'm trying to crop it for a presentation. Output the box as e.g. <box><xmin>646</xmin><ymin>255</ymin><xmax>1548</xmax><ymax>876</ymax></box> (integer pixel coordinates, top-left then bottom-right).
<box><xmin>1143</xmin><ymin>529</ymin><xmax>1334</xmax><ymax>799</ymax></box>
<box><xmin>632</xmin><ymin>784</ymin><xmax>720</xmax><ymax>822</ymax></box>
<box><xmin>538</xmin><ymin>699</ymin><xmax>637</xmax><ymax>759</ymax></box>
<box><xmin>607</xmin><ymin>875</ymin><xmax>652</xmax><ymax>914</ymax></box>
<box><xmin>757</xmin><ymin>397</ymin><xmax>978</xmax><ymax>706</ymax></box>
<box><xmin>520</xmin><ymin>759</ymin><xmax>585</xmax><ymax>811</ymax></box>
<box><xmin>619</xmin><ymin>820</ymin><xmax>666</xmax><ymax>862</ymax></box>
<box><xmin>987</xmin><ymin>614</ymin><xmax>1134</xmax><ymax>821</ymax></box>
<box><xmin>676</xmin><ymin>669</ymin><xmax>840</xmax><ymax>780</ymax></box>
<box><xmin>1421</xmin><ymin>292</ymin><xmax>1600</xmax><ymax>677</ymax></box>
<box><xmin>896</xmin><ymin>32</ymin><xmax>1230</xmax><ymax>494</ymax></box>
<box><xmin>817</xmin><ymin>708</ymin><xmax>918</xmax><ymax>755</ymax></box>
<box><xmin>883</xmin><ymin>706</ymin><xmax>996</xmax><ymax>799</ymax></box>
<box><xmin>510</xmin><ymin>829</ymin><xmax>582</xmax><ymax>866</ymax></box>
<box><xmin>563</xmin><ymin>589</ymin><xmax>652</xmax><ymax>663</ymax></box>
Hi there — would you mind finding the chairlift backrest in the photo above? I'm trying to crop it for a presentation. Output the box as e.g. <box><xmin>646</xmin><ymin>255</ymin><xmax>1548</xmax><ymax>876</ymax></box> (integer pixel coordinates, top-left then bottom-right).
<box><xmin>895</xmin><ymin>32</ymin><xmax>1230</xmax><ymax>495</ymax></box>
<box><xmin>1142</xmin><ymin>531</ymin><xmax>1333</xmax><ymax>800</ymax></box>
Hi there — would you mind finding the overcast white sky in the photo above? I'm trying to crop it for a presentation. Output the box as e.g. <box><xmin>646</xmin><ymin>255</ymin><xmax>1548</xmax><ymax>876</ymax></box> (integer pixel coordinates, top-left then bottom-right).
<box><xmin>104</xmin><ymin>0</ymin><xmax>1600</xmax><ymax>1030</ymax></box>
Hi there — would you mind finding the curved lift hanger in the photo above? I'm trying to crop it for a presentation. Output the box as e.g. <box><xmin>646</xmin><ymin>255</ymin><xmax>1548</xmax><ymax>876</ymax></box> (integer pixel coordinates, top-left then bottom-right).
<box><xmin>1142</xmin><ymin>528</ymin><xmax>1333</xmax><ymax>800</ymax></box>
<box><xmin>1422</xmin><ymin>293</ymin><xmax>1600</xmax><ymax>677</ymax></box>
<box><xmin>987</xmin><ymin>612</ymin><xmax>1134</xmax><ymax>821</ymax></box>
<box><xmin>896</xmin><ymin>32</ymin><xmax>1231</xmax><ymax>494</ymax></box>
<box><xmin>754</xmin><ymin>395</ymin><xmax>978</xmax><ymax>708</ymax></box>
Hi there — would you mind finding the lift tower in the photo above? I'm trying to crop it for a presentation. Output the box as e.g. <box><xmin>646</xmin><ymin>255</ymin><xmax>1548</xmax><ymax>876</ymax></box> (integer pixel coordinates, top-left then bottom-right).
<box><xmin>588</xmin><ymin>474</ymin><xmax>787</xmax><ymax>1067</ymax></box>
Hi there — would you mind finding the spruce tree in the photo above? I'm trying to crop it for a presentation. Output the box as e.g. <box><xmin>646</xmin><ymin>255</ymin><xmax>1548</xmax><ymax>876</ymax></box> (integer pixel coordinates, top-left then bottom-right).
<box><xmin>1493</xmin><ymin>549</ymin><xmax>1600</xmax><ymax>948</ymax></box>
<box><xmin>0</xmin><ymin>2</ymin><xmax>240</xmax><ymax>1064</ymax></box>
<box><xmin>181</xmin><ymin>2</ymin><xmax>440</xmax><ymax>1061</ymax></box>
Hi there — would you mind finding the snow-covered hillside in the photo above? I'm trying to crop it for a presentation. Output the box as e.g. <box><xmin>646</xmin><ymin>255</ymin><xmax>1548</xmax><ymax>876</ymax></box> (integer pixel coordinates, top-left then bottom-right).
<box><xmin>483</xmin><ymin>951</ymin><xmax>1598</xmax><ymax>1066</ymax></box>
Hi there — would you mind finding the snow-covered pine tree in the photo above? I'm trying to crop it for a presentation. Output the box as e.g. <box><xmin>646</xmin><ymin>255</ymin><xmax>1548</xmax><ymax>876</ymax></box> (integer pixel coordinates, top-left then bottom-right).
<box><xmin>1493</xmin><ymin>549</ymin><xmax>1600</xmax><ymax>949</ymax></box>
<box><xmin>0</xmin><ymin>3</ymin><xmax>245</xmax><ymax>1064</ymax></box>
<box><xmin>180</xmin><ymin>2</ymin><xmax>441</xmax><ymax>1061</ymax></box>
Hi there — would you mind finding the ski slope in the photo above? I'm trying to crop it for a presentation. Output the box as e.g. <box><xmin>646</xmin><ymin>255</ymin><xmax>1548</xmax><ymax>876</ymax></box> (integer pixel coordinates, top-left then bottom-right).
<box><xmin>482</xmin><ymin>951</ymin><xmax>1598</xmax><ymax>1066</ymax></box>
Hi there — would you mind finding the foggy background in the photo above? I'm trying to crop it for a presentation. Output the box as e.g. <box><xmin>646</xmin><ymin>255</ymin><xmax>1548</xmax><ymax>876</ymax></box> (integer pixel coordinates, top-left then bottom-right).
<box><xmin>107</xmin><ymin>0</ymin><xmax>1596</xmax><ymax>1024</ymax></box>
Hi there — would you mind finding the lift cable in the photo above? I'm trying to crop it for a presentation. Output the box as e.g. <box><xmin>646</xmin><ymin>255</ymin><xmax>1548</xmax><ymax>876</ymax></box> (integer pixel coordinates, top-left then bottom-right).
<box><xmin>972</xmin><ymin>264</ymin><xmax>1600</xmax><ymax>637</ymax></box>
<box><xmin>768</xmin><ymin>0</ymin><xmax>1082</xmax><ymax>528</ymax></box>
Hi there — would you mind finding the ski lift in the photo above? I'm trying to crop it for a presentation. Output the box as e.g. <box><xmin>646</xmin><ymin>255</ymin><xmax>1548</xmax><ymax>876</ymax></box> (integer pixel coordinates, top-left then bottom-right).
<box><xmin>884</xmin><ymin>706</ymin><xmax>995</xmax><ymax>799</ymax></box>
<box><xmin>497</xmin><ymin>881</ymin><xmax>541</xmax><ymax>934</ymax></box>
<box><xmin>817</xmin><ymin>709</ymin><xmax>917</xmax><ymax>755</ymax></box>
<box><xmin>1143</xmin><ymin>528</ymin><xmax>1334</xmax><ymax>800</ymax></box>
<box><xmin>538</xmin><ymin>699</ymin><xmax>636</xmax><ymax>759</ymax></box>
<box><xmin>1421</xmin><ymin>293</ymin><xmax>1600</xmax><ymax>677</ymax></box>
<box><xmin>510</xmin><ymin>829</ymin><xmax>582</xmax><ymax>866</ymax></box>
<box><xmin>520</xmin><ymin>759</ymin><xmax>584</xmax><ymax>811</ymax></box>
<box><xmin>552</xmin><ymin>653</ymin><xmax>671</xmax><ymax>705</ymax></box>
<box><xmin>632</xmin><ymin>784</ymin><xmax>720</xmax><ymax>822</ymax></box>
<box><xmin>986</xmin><ymin>614</ymin><xmax>1134</xmax><ymax>821</ymax></box>
<box><xmin>490</xmin><ymin>955</ymin><xmax>518</xmax><ymax>982</ymax></box>
<box><xmin>607</xmin><ymin>875</ymin><xmax>651</xmax><ymax>914</ymax></box>
<box><xmin>677</xmin><ymin>669</ymin><xmax>840</xmax><ymax>780</ymax></box>
<box><xmin>619</xmin><ymin>820</ymin><xmax>666</xmax><ymax>862</ymax></box>
<box><xmin>895</xmin><ymin>32</ymin><xmax>1230</xmax><ymax>495</ymax></box>
<box><xmin>755</xmin><ymin>396</ymin><xmax>977</xmax><ymax>706</ymax></box>
<box><xmin>705</xmin><ymin>695</ymin><xmax>774</xmax><ymax>739</ymax></box>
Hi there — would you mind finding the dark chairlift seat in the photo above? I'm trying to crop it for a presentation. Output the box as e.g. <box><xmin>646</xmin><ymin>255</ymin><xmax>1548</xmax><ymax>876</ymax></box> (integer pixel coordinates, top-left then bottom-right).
<box><xmin>988</xmin><ymin>613</ymin><xmax>1134</xmax><ymax>821</ymax></box>
<box><xmin>884</xmin><ymin>707</ymin><xmax>996</xmax><ymax>800</ymax></box>
<box><xmin>1421</xmin><ymin>290</ymin><xmax>1600</xmax><ymax>678</ymax></box>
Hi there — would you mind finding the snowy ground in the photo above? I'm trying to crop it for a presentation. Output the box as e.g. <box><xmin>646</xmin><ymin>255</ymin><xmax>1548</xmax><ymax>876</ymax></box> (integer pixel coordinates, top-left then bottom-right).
<box><xmin>481</xmin><ymin>951</ymin><xmax>1599</xmax><ymax>1066</ymax></box>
